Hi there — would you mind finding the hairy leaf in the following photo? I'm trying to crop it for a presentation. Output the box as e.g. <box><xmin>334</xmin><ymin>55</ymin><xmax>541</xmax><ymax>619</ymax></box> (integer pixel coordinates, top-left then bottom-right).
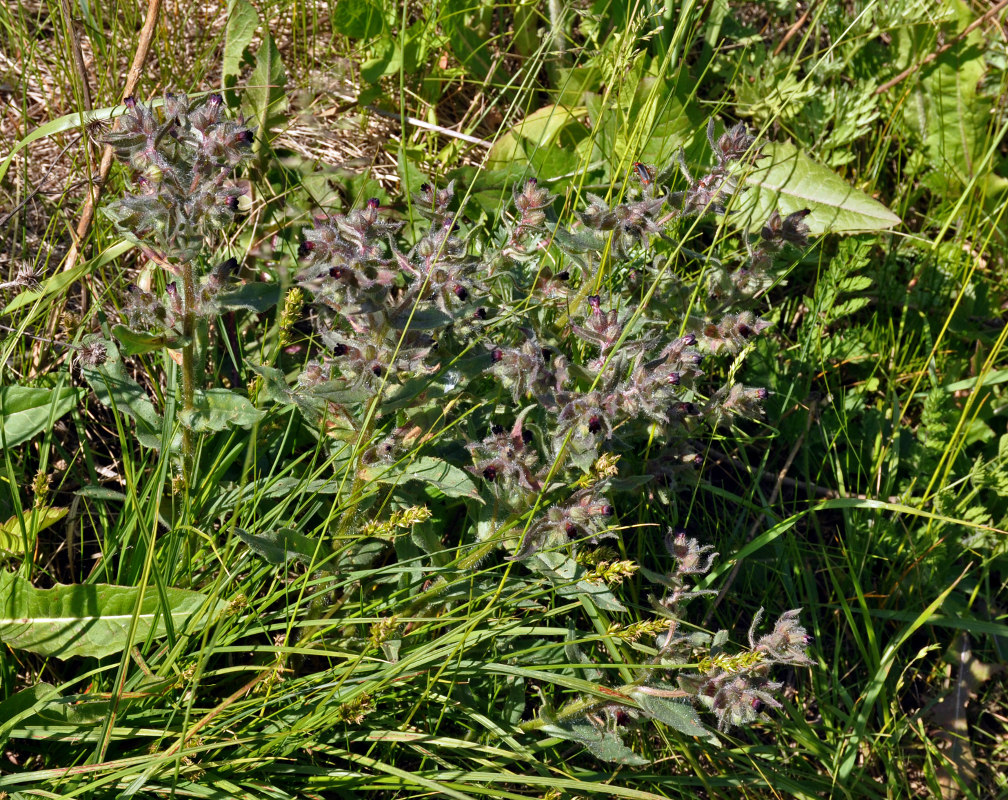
<box><xmin>81</xmin><ymin>339</ymin><xmax>163</xmax><ymax>450</ymax></box>
<box><xmin>179</xmin><ymin>388</ymin><xmax>265</xmax><ymax>433</ymax></box>
<box><xmin>540</xmin><ymin>722</ymin><xmax>649</xmax><ymax>765</ymax></box>
<box><xmin>361</xmin><ymin>456</ymin><xmax>482</xmax><ymax>501</ymax></box>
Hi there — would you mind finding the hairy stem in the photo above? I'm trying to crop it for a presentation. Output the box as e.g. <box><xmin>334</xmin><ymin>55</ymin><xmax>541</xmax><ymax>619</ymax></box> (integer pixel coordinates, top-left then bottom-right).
<box><xmin>180</xmin><ymin>260</ymin><xmax>197</xmax><ymax>471</ymax></box>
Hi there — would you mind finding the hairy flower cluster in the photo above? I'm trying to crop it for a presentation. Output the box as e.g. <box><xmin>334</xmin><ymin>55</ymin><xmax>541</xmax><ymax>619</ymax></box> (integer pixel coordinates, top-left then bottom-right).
<box><xmin>552</xmin><ymin>531</ymin><xmax>812</xmax><ymax>741</ymax></box>
<box><xmin>123</xmin><ymin>257</ymin><xmax>239</xmax><ymax>334</ymax></box>
<box><xmin>291</xmin><ymin>188</ymin><xmax>485</xmax><ymax>424</ymax></box>
<box><xmin>685</xmin><ymin>607</ymin><xmax>814</xmax><ymax>731</ymax></box>
<box><xmin>98</xmin><ymin>93</ymin><xmax>253</xmax><ymax>266</ymax></box>
<box><xmin>508</xmin><ymin>487</ymin><xmax>616</xmax><ymax>561</ymax></box>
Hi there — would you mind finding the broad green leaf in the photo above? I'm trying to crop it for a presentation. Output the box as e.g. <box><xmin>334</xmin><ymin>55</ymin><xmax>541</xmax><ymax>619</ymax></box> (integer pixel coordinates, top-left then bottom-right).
<box><xmin>0</xmin><ymin>386</ymin><xmax>81</xmax><ymax>451</ymax></box>
<box><xmin>540</xmin><ymin>722</ymin><xmax>649</xmax><ymax>765</ymax></box>
<box><xmin>243</xmin><ymin>33</ymin><xmax>288</xmax><ymax>157</ymax></box>
<box><xmin>487</xmin><ymin>105</ymin><xmax>587</xmax><ymax>172</ymax></box>
<box><xmin>179</xmin><ymin>388</ymin><xmax>264</xmax><ymax>433</ymax></box>
<box><xmin>332</xmin><ymin>0</ymin><xmax>385</xmax><ymax>39</ymax></box>
<box><xmin>0</xmin><ymin>570</ymin><xmax>225</xmax><ymax>659</ymax></box>
<box><xmin>553</xmin><ymin>64</ymin><xmax>605</xmax><ymax>108</ymax></box>
<box><xmin>531</xmin><ymin>550</ymin><xmax>627</xmax><ymax>613</ymax></box>
<box><xmin>441</xmin><ymin>0</ymin><xmax>492</xmax><ymax>75</ymax></box>
<box><xmin>247</xmin><ymin>362</ymin><xmax>293</xmax><ymax>406</ymax></box>
<box><xmin>218</xmin><ymin>282</ymin><xmax>281</xmax><ymax>312</ymax></box>
<box><xmin>361</xmin><ymin>456</ymin><xmax>481</xmax><ymax>501</ymax></box>
<box><xmin>81</xmin><ymin>338</ymin><xmax>163</xmax><ymax>450</ymax></box>
<box><xmin>736</xmin><ymin>142</ymin><xmax>900</xmax><ymax>233</ymax></box>
<box><xmin>632</xmin><ymin>687</ymin><xmax>712</xmax><ymax>738</ymax></box>
<box><xmin>0</xmin><ymin>507</ymin><xmax>68</xmax><ymax>555</ymax></box>
<box><xmin>0</xmin><ymin>683</ymin><xmax>60</xmax><ymax>748</ymax></box>
<box><xmin>236</xmin><ymin>527</ymin><xmax>337</xmax><ymax>568</ymax></box>
<box><xmin>914</xmin><ymin>42</ymin><xmax>987</xmax><ymax>192</ymax></box>
<box><xmin>111</xmin><ymin>324</ymin><xmax>169</xmax><ymax>356</ymax></box>
<box><xmin>222</xmin><ymin>0</ymin><xmax>259</xmax><ymax>105</ymax></box>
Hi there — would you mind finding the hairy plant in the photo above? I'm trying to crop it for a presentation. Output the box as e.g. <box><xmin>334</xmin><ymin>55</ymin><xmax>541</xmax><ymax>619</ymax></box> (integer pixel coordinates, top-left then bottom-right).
<box><xmin>91</xmin><ymin>92</ymin><xmax>254</xmax><ymax>469</ymax></box>
<box><xmin>84</xmin><ymin>78</ymin><xmax>815</xmax><ymax>760</ymax></box>
<box><xmin>272</xmin><ymin>116</ymin><xmax>816</xmax><ymax>754</ymax></box>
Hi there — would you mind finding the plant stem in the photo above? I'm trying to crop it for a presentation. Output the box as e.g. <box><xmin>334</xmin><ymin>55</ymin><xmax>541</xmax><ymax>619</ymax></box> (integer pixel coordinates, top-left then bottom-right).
<box><xmin>180</xmin><ymin>260</ymin><xmax>197</xmax><ymax>472</ymax></box>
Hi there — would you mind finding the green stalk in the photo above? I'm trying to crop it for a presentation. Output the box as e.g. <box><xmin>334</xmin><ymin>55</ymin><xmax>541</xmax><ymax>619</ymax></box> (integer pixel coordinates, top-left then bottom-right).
<box><xmin>180</xmin><ymin>259</ymin><xmax>197</xmax><ymax>473</ymax></box>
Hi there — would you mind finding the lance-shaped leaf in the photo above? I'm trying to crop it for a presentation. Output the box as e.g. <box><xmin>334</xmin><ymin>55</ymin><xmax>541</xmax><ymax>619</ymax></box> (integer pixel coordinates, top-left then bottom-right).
<box><xmin>736</xmin><ymin>142</ymin><xmax>900</xmax><ymax>233</ymax></box>
<box><xmin>632</xmin><ymin>685</ymin><xmax>715</xmax><ymax>739</ymax></box>
<box><xmin>179</xmin><ymin>388</ymin><xmax>265</xmax><ymax>432</ymax></box>
<box><xmin>0</xmin><ymin>683</ymin><xmax>60</xmax><ymax>748</ymax></box>
<box><xmin>236</xmin><ymin>527</ymin><xmax>338</xmax><ymax>569</ymax></box>
<box><xmin>540</xmin><ymin>721</ymin><xmax>649</xmax><ymax>765</ymax></box>
<box><xmin>0</xmin><ymin>507</ymin><xmax>68</xmax><ymax>556</ymax></box>
<box><xmin>531</xmin><ymin>549</ymin><xmax>627</xmax><ymax>613</ymax></box>
<box><xmin>0</xmin><ymin>570</ymin><xmax>227</xmax><ymax>659</ymax></box>
<box><xmin>0</xmin><ymin>386</ymin><xmax>81</xmax><ymax>451</ymax></box>
<box><xmin>360</xmin><ymin>456</ymin><xmax>481</xmax><ymax>501</ymax></box>
<box><xmin>80</xmin><ymin>339</ymin><xmax>163</xmax><ymax>450</ymax></box>
<box><xmin>222</xmin><ymin>0</ymin><xmax>259</xmax><ymax>105</ymax></box>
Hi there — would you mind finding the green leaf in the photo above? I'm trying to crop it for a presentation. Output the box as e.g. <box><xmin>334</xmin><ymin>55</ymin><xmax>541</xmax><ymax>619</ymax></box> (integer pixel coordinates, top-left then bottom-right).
<box><xmin>179</xmin><ymin>388</ymin><xmax>265</xmax><ymax>433</ymax></box>
<box><xmin>914</xmin><ymin>41</ymin><xmax>987</xmax><ymax>192</ymax></box>
<box><xmin>632</xmin><ymin>687</ymin><xmax>712</xmax><ymax>738</ymax></box>
<box><xmin>540</xmin><ymin>722</ymin><xmax>649</xmax><ymax>765</ymax></box>
<box><xmin>0</xmin><ymin>570</ymin><xmax>226</xmax><ymax>659</ymax></box>
<box><xmin>247</xmin><ymin>362</ymin><xmax>294</xmax><ymax>405</ymax></box>
<box><xmin>236</xmin><ymin>527</ymin><xmax>337</xmax><ymax>568</ymax></box>
<box><xmin>331</xmin><ymin>0</ymin><xmax>385</xmax><ymax>39</ymax></box>
<box><xmin>531</xmin><ymin>550</ymin><xmax>627</xmax><ymax>612</ymax></box>
<box><xmin>360</xmin><ymin>456</ymin><xmax>481</xmax><ymax>501</ymax></box>
<box><xmin>737</xmin><ymin>142</ymin><xmax>901</xmax><ymax>233</ymax></box>
<box><xmin>218</xmin><ymin>282</ymin><xmax>281</xmax><ymax>312</ymax></box>
<box><xmin>0</xmin><ymin>386</ymin><xmax>81</xmax><ymax>451</ymax></box>
<box><xmin>111</xmin><ymin>324</ymin><xmax>169</xmax><ymax>356</ymax></box>
<box><xmin>441</xmin><ymin>0</ymin><xmax>493</xmax><ymax>75</ymax></box>
<box><xmin>243</xmin><ymin>33</ymin><xmax>288</xmax><ymax>155</ymax></box>
<box><xmin>486</xmin><ymin>105</ymin><xmax>588</xmax><ymax>172</ymax></box>
<box><xmin>0</xmin><ymin>507</ymin><xmax>68</xmax><ymax>555</ymax></box>
<box><xmin>0</xmin><ymin>683</ymin><xmax>60</xmax><ymax>749</ymax></box>
<box><xmin>81</xmin><ymin>339</ymin><xmax>163</xmax><ymax>450</ymax></box>
<box><xmin>222</xmin><ymin>0</ymin><xmax>259</xmax><ymax>105</ymax></box>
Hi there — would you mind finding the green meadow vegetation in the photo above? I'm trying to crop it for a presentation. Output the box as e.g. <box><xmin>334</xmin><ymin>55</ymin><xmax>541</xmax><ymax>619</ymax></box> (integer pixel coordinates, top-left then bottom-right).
<box><xmin>0</xmin><ymin>0</ymin><xmax>1006</xmax><ymax>797</ymax></box>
